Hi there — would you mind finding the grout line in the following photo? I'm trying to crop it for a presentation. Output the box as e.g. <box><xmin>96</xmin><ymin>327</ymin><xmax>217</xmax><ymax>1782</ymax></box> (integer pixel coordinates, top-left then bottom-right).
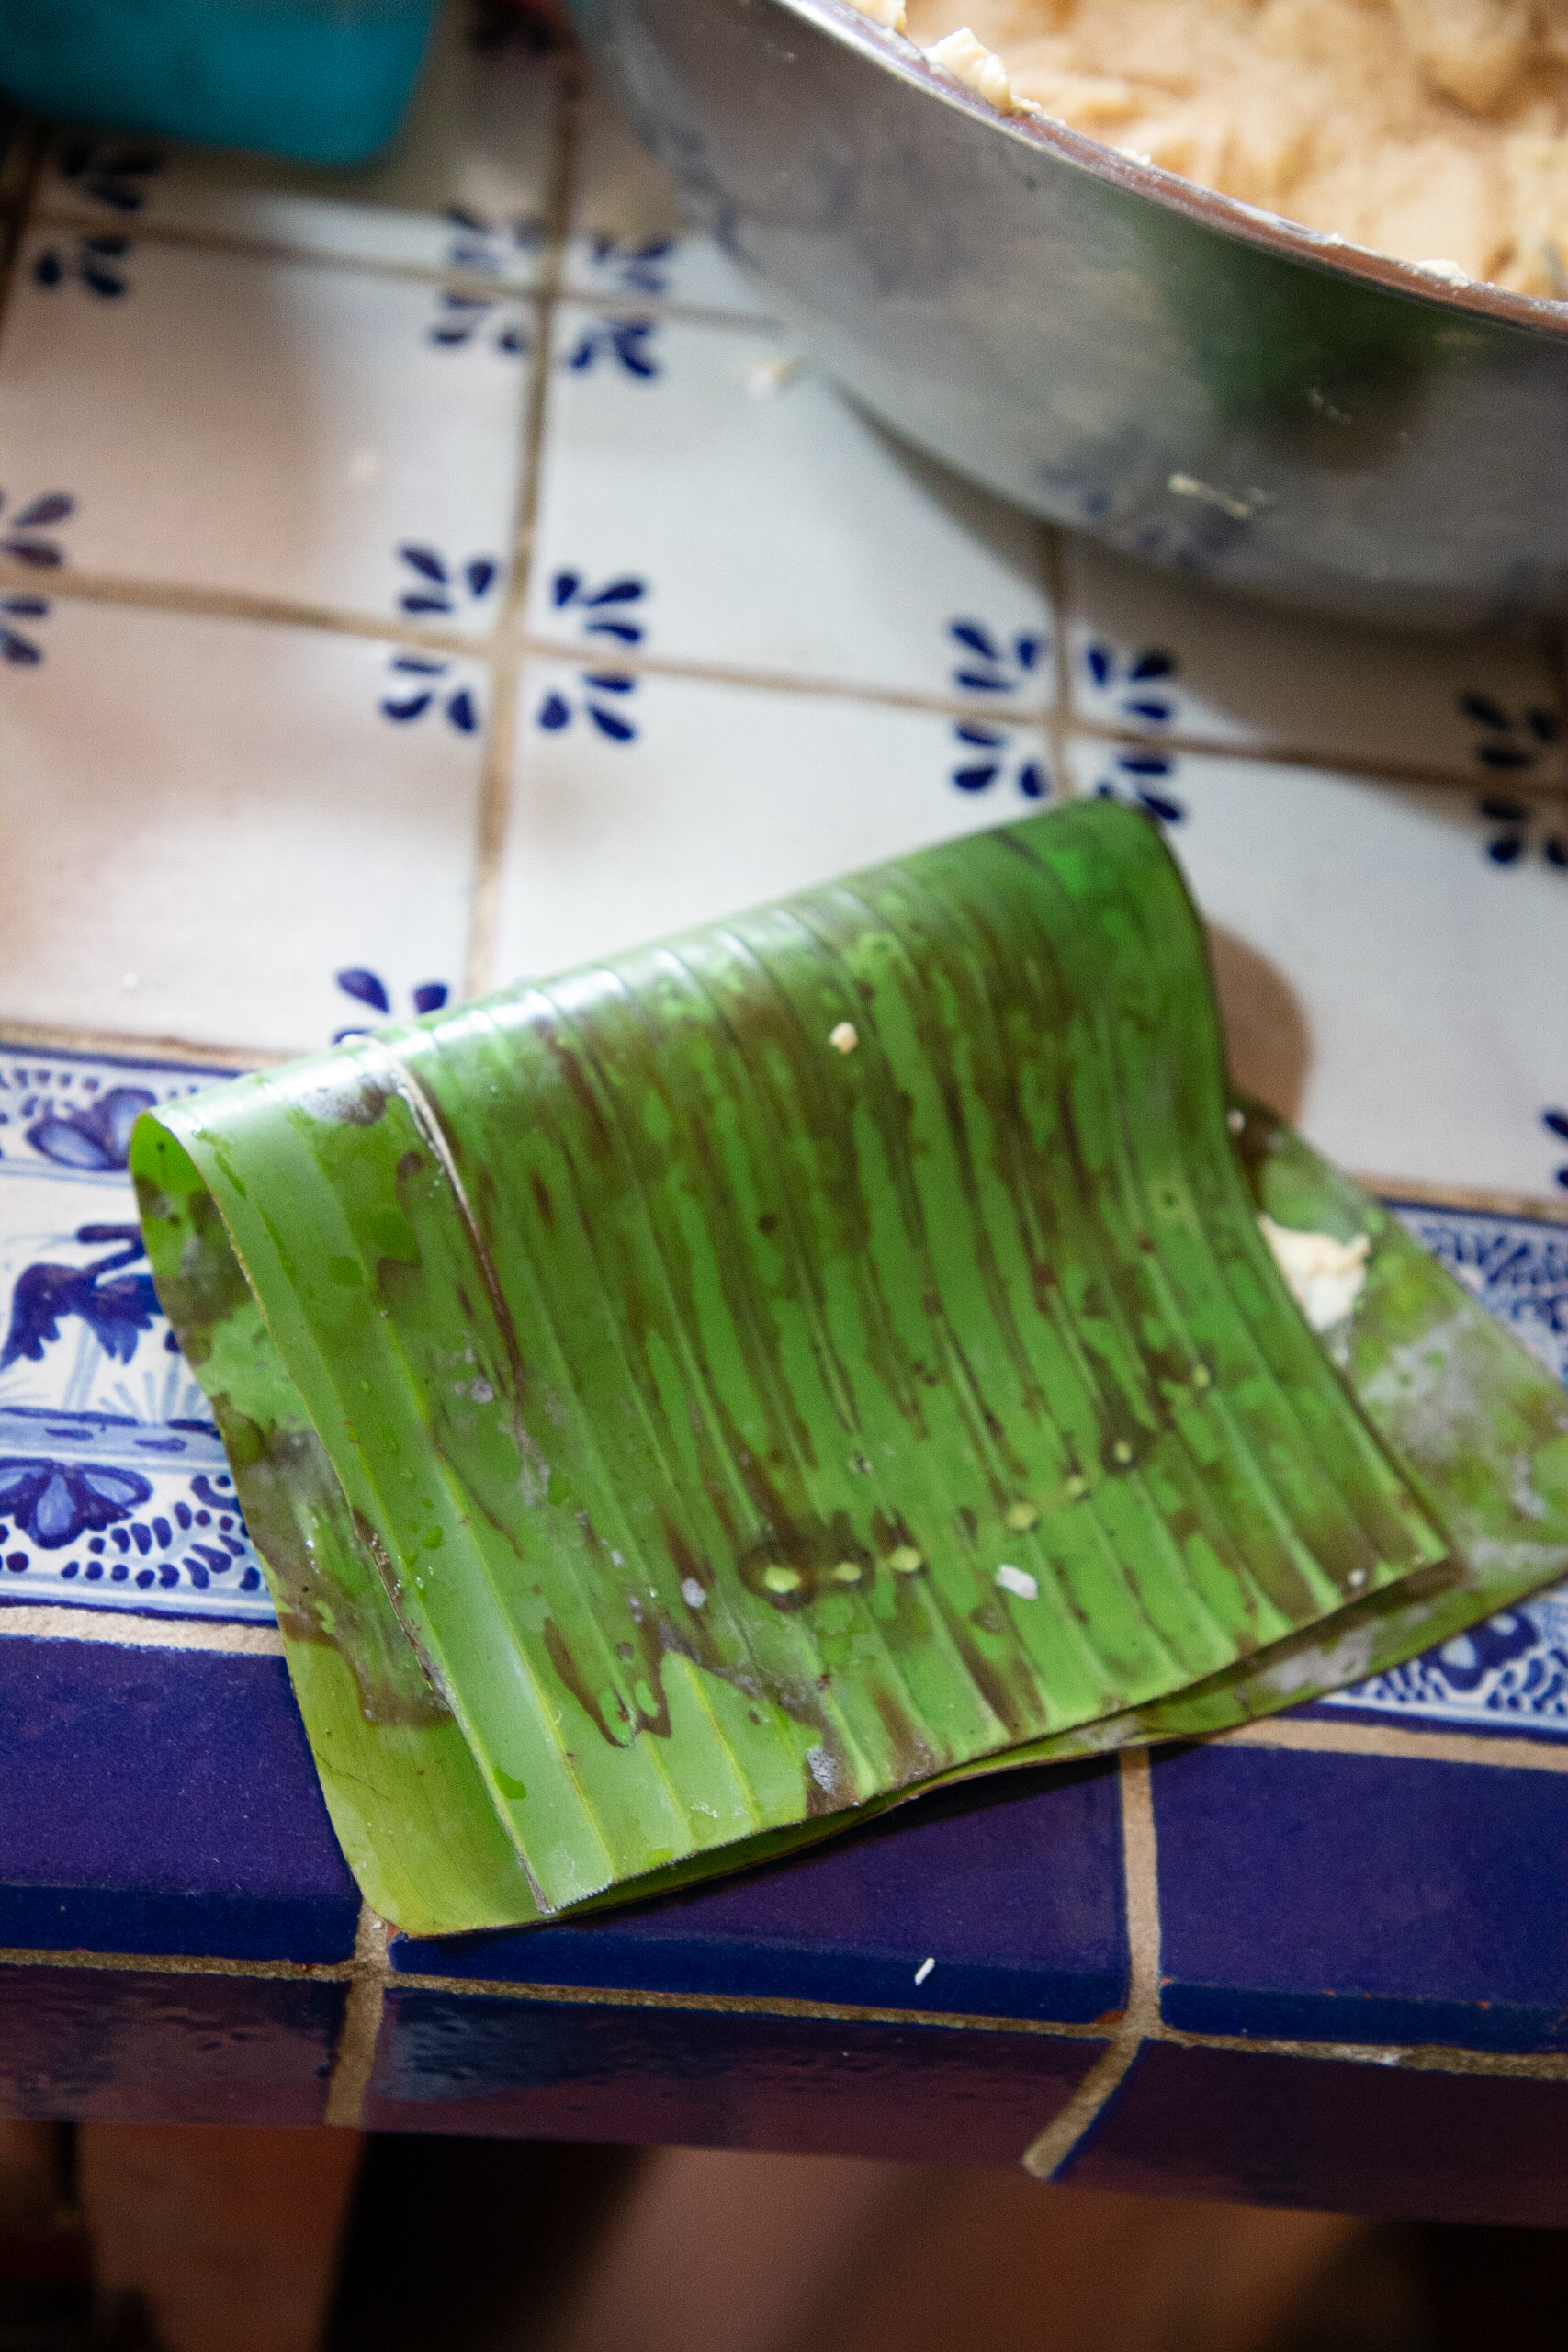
<box><xmin>1015</xmin><ymin>2040</ymin><xmax>1143</xmax><ymax>2179</ymax></box>
<box><xmin>463</xmin><ymin>71</ymin><xmax>577</xmax><ymax>1001</ymax></box>
<box><xmin>7</xmin><ymin>549</ymin><xmax>1549</xmax><ymax>797</ymax></box>
<box><xmin>0</xmin><ymin>556</ymin><xmax>492</xmax><ymax>660</ymax></box>
<box><xmin>1020</xmin><ymin>1749</ymin><xmax>1160</xmax><ymax>2178</ymax></box>
<box><xmin>1065</xmin><ymin>716</ymin><xmax>1565</xmax><ymax>797</ymax></box>
<box><xmin>1216</xmin><ymin>1716</ymin><xmax>1568</xmax><ymax>1773</ymax></box>
<box><xmin>1118</xmin><ymin>1747</ymin><xmax>1164</xmax><ymax>2036</ymax></box>
<box><xmin>316</xmin><ymin>1971</ymin><xmax>1568</xmax><ymax>2076</ymax></box>
<box><xmin>513</xmin><ymin>632</ymin><xmax>1055</xmax><ymax>726</ymax></box>
<box><xmin>0</xmin><ymin>1605</ymin><xmax>282</xmax><ymax>1657</ymax></box>
<box><xmin>1153</xmin><ymin>2027</ymin><xmax>1567</xmax><ymax>2083</ymax></box>
<box><xmin>0</xmin><ymin>1944</ymin><xmax>355</xmax><ymax>1984</ymax></box>
<box><xmin>323</xmin><ymin>1907</ymin><xmax>389</xmax><ymax>2129</ymax></box>
<box><xmin>28</xmin><ymin>198</ymin><xmax>782</xmax><ymax>336</ymax></box>
<box><xmin>0</xmin><ymin>1932</ymin><xmax>1559</xmax><ymax>2078</ymax></box>
<box><xmin>382</xmin><ymin>1970</ymin><xmax>1115</xmax><ymax>2038</ymax></box>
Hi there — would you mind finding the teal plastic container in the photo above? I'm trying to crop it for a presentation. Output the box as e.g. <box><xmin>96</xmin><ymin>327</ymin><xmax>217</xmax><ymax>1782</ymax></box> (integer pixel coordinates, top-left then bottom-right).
<box><xmin>0</xmin><ymin>0</ymin><xmax>440</xmax><ymax>164</ymax></box>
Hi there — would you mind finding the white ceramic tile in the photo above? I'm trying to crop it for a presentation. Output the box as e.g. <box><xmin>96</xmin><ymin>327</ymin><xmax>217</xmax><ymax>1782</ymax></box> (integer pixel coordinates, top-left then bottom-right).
<box><xmin>528</xmin><ymin>309</ymin><xmax>1053</xmax><ymax>702</ymax></box>
<box><xmin>0</xmin><ymin>600</ymin><xmax>485</xmax><ymax>1054</ymax></box>
<box><xmin>1065</xmin><ymin>537</ymin><xmax>1566</xmax><ymax>785</ymax></box>
<box><xmin>33</xmin><ymin>5</ymin><xmax>560</xmax><ymax>287</ymax></box>
<box><xmin>0</xmin><ymin>227</ymin><xmax>529</xmax><ymax>623</ymax></box>
<box><xmin>563</xmin><ymin>78</ymin><xmax>776</xmax><ymax>319</ymax></box>
<box><xmin>1066</xmin><ymin>741</ymin><xmax>1568</xmax><ymax>1197</ymax></box>
<box><xmin>495</xmin><ymin>664</ymin><xmax>1055</xmax><ymax>982</ymax></box>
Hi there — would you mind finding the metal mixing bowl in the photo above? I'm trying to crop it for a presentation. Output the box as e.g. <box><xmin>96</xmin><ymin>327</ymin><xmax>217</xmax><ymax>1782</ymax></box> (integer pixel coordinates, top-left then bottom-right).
<box><xmin>567</xmin><ymin>0</ymin><xmax>1568</xmax><ymax>628</ymax></box>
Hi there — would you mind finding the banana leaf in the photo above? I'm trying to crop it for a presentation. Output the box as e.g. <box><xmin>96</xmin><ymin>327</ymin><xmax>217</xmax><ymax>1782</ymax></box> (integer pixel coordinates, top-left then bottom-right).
<box><xmin>130</xmin><ymin>802</ymin><xmax>1564</xmax><ymax>1936</ymax></box>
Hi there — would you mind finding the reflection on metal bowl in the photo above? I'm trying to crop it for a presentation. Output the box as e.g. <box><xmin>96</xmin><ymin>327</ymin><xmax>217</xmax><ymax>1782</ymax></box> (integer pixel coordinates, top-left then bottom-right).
<box><xmin>566</xmin><ymin>0</ymin><xmax>1568</xmax><ymax>628</ymax></box>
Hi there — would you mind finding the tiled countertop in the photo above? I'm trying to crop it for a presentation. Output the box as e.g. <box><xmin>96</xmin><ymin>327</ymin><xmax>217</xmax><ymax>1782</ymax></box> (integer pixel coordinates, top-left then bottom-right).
<box><xmin>0</xmin><ymin>6</ymin><xmax>1564</xmax><ymax>2226</ymax></box>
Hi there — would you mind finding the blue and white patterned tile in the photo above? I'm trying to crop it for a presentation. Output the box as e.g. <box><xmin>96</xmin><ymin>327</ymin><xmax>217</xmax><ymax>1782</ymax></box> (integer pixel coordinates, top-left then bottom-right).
<box><xmin>1323</xmin><ymin>1587</ymin><xmax>1568</xmax><ymax>1738</ymax></box>
<box><xmin>526</xmin><ymin>311</ymin><xmax>1053</xmax><ymax>700</ymax></box>
<box><xmin>0</xmin><ymin>601</ymin><xmax>479</xmax><ymax>1053</ymax></box>
<box><xmin>0</xmin><ymin>1044</ymin><xmax>276</xmax><ymax>1623</ymax></box>
<box><xmin>1065</xmin><ymin>537</ymin><xmax>1565</xmax><ymax>784</ymax></box>
<box><xmin>0</xmin><ymin>227</ymin><xmax>528</xmax><ymax>620</ymax></box>
<box><xmin>495</xmin><ymin>665</ymin><xmax>1054</xmax><ymax>982</ymax></box>
<box><xmin>1066</xmin><ymin>742</ymin><xmax>1568</xmax><ymax>1199</ymax></box>
<box><xmin>563</xmin><ymin>79</ymin><xmax>776</xmax><ymax>321</ymax></box>
<box><xmin>1390</xmin><ymin>1203</ymin><xmax>1568</xmax><ymax>1384</ymax></box>
<box><xmin>31</xmin><ymin>4</ymin><xmax>560</xmax><ymax>286</ymax></box>
<box><xmin>1312</xmin><ymin>1200</ymin><xmax>1568</xmax><ymax>1741</ymax></box>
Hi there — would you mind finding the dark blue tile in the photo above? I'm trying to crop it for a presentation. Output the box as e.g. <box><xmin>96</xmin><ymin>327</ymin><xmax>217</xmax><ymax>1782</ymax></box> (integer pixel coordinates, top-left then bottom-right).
<box><xmin>366</xmin><ymin>1984</ymin><xmax>1107</xmax><ymax>2163</ymax></box>
<box><xmin>0</xmin><ymin>1959</ymin><xmax>344</xmax><ymax>2125</ymax></box>
<box><xmin>0</xmin><ymin>1636</ymin><xmax>359</xmax><ymax>1962</ymax></box>
<box><xmin>1056</xmin><ymin>2040</ymin><xmax>1568</xmax><ymax>2229</ymax></box>
<box><xmin>1151</xmin><ymin>1745</ymin><xmax>1568</xmax><ymax>2053</ymax></box>
<box><xmin>391</xmin><ymin>1760</ymin><xmax>1127</xmax><ymax>2026</ymax></box>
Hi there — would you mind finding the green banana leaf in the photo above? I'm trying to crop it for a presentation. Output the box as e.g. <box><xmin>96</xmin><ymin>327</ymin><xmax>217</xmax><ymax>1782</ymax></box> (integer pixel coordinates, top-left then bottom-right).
<box><xmin>130</xmin><ymin>802</ymin><xmax>1564</xmax><ymax>1937</ymax></box>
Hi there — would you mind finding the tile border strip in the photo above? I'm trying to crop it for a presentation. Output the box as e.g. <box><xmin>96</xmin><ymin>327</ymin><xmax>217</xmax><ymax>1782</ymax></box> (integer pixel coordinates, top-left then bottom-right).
<box><xmin>0</xmin><ymin>1605</ymin><xmax>282</xmax><ymax>1657</ymax></box>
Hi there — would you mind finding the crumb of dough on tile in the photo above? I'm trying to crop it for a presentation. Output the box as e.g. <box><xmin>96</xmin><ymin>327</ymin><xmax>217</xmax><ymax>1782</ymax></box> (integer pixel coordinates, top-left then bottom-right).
<box><xmin>845</xmin><ymin>0</ymin><xmax>908</xmax><ymax>26</ymax></box>
<box><xmin>903</xmin><ymin>0</ymin><xmax>1567</xmax><ymax>294</ymax></box>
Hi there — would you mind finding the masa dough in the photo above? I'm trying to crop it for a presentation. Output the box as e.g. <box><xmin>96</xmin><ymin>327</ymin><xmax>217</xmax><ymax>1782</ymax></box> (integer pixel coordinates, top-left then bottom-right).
<box><xmin>890</xmin><ymin>0</ymin><xmax>1567</xmax><ymax>294</ymax></box>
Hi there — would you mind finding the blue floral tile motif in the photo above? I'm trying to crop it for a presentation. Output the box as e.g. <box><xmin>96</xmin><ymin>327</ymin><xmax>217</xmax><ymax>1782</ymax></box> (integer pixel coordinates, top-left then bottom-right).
<box><xmin>1317</xmin><ymin>1201</ymin><xmax>1568</xmax><ymax>1738</ymax></box>
<box><xmin>1477</xmin><ymin>794</ymin><xmax>1566</xmax><ymax>871</ymax></box>
<box><xmin>946</xmin><ymin>620</ymin><xmax>1050</xmax><ymax>799</ymax></box>
<box><xmin>561</xmin><ymin>316</ymin><xmax>661</xmax><ymax>380</ymax></box>
<box><xmin>1459</xmin><ymin>691</ymin><xmax>1561</xmax><ymax>776</ymax></box>
<box><xmin>578</xmin><ymin>233</ymin><xmax>674</xmax><ymax>300</ymax></box>
<box><xmin>1078</xmin><ymin>644</ymin><xmax>1185</xmax><ymax>817</ymax></box>
<box><xmin>52</xmin><ymin>137</ymin><xmax>163</xmax><ymax>214</ymax></box>
<box><xmin>0</xmin><ymin>490</ymin><xmax>73</xmax><ymax>667</ymax></box>
<box><xmin>379</xmin><ymin>546</ymin><xmax>497</xmax><ymax>732</ymax></box>
<box><xmin>949</xmin><ymin>720</ymin><xmax>1050</xmax><ymax>800</ymax></box>
<box><xmin>535</xmin><ymin>570</ymin><xmax>644</xmax><ymax>741</ymax></box>
<box><xmin>1081</xmin><ymin>639</ymin><xmax>1179</xmax><ymax>726</ymax></box>
<box><xmin>393</xmin><ymin>543</ymin><xmax>499</xmax><ymax>620</ymax></box>
<box><xmin>332</xmin><ymin>968</ymin><xmax>450</xmax><ymax>1045</ymax></box>
<box><xmin>1544</xmin><ymin>1110</ymin><xmax>1568</xmax><ymax>1191</ymax></box>
<box><xmin>3</xmin><ymin>1221</ymin><xmax>159</xmax><ymax>1374</ymax></box>
<box><xmin>0</xmin><ymin>1045</ymin><xmax>275</xmax><ymax>1624</ymax></box>
<box><xmin>1091</xmin><ymin>751</ymin><xmax>1186</xmax><ymax>826</ymax></box>
<box><xmin>428</xmin><ymin>206</ymin><xmax>544</xmax><ymax>354</ymax></box>
<box><xmin>949</xmin><ymin>618</ymin><xmax>1045</xmax><ymax>699</ymax></box>
<box><xmin>0</xmin><ymin>1432</ymin><xmax>265</xmax><ymax>1611</ymax></box>
<box><xmin>32</xmin><ymin>235</ymin><xmax>134</xmax><ymax>299</ymax></box>
<box><xmin>381</xmin><ymin>647</ymin><xmax>486</xmax><ymax>732</ymax></box>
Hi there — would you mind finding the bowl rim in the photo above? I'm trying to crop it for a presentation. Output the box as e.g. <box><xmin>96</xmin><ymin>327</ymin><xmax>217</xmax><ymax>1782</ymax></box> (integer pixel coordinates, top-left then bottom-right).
<box><xmin>777</xmin><ymin>0</ymin><xmax>1568</xmax><ymax>341</ymax></box>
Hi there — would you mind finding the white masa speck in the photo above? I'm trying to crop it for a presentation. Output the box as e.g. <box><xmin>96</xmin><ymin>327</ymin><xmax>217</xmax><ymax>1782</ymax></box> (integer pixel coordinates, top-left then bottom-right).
<box><xmin>1259</xmin><ymin>1215</ymin><xmax>1371</xmax><ymax>1332</ymax></box>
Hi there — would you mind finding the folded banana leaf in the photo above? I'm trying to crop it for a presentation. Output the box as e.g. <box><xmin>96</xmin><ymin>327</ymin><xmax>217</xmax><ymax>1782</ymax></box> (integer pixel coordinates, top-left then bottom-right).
<box><xmin>130</xmin><ymin>802</ymin><xmax>1567</xmax><ymax>1935</ymax></box>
